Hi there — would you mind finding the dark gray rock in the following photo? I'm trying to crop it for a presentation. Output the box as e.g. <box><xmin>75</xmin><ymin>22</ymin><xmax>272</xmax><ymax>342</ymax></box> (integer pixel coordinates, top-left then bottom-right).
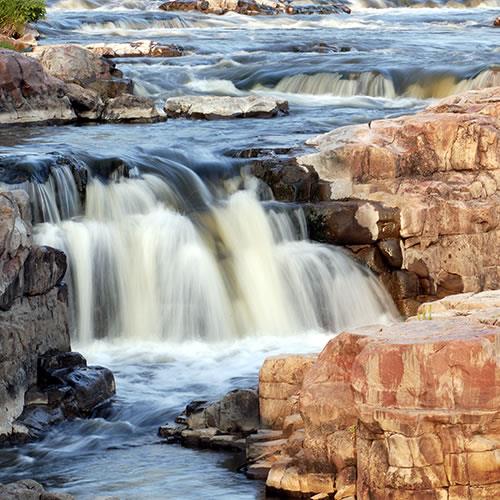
<box><xmin>377</xmin><ymin>238</ymin><xmax>403</xmax><ymax>269</ymax></box>
<box><xmin>24</xmin><ymin>246</ymin><xmax>67</xmax><ymax>297</ymax></box>
<box><xmin>251</xmin><ymin>157</ymin><xmax>319</xmax><ymax>203</ymax></box>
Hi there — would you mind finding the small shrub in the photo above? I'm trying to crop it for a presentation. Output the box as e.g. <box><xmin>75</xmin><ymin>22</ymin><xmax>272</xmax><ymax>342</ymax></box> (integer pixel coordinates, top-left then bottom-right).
<box><xmin>0</xmin><ymin>0</ymin><xmax>46</xmax><ymax>37</ymax></box>
<box><xmin>0</xmin><ymin>40</ymin><xmax>17</xmax><ymax>50</ymax></box>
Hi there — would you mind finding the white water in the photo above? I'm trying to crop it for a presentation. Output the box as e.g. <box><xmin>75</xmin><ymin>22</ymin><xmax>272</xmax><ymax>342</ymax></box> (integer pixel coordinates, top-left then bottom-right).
<box><xmin>34</xmin><ymin>171</ymin><xmax>397</xmax><ymax>345</ymax></box>
<box><xmin>258</xmin><ymin>68</ymin><xmax>499</xmax><ymax>98</ymax></box>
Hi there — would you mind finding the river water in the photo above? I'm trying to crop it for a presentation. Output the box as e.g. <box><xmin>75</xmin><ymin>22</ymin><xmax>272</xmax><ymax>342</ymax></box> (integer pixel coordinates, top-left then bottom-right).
<box><xmin>0</xmin><ymin>0</ymin><xmax>499</xmax><ymax>497</ymax></box>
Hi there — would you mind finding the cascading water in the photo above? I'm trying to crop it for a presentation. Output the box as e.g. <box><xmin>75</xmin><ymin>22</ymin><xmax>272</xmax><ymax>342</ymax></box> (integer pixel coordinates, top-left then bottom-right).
<box><xmin>2</xmin><ymin>0</ymin><xmax>498</xmax><ymax>496</ymax></box>
<box><xmin>257</xmin><ymin>68</ymin><xmax>499</xmax><ymax>98</ymax></box>
<box><xmin>32</xmin><ymin>165</ymin><xmax>397</xmax><ymax>345</ymax></box>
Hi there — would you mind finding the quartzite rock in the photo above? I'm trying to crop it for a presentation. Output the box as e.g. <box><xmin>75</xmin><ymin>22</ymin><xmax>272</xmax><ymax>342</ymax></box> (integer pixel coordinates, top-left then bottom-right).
<box><xmin>291</xmin><ymin>87</ymin><xmax>500</xmax><ymax>307</ymax></box>
<box><xmin>0</xmin><ymin>50</ymin><xmax>75</xmax><ymax>125</ymax></box>
<box><xmin>85</xmin><ymin>40</ymin><xmax>184</xmax><ymax>58</ymax></box>
<box><xmin>261</xmin><ymin>291</ymin><xmax>500</xmax><ymax>498</ymax></box>
<box><xmin>165</xmin><ymin>95</ymin><xmax>289</xmax><ymax>120</ymax></box>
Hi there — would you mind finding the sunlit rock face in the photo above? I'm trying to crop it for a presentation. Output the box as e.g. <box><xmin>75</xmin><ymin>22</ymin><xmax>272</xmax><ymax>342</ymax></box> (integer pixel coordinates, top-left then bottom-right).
<box><xmin>287</xmin><ymin>87</ymin><xmax>500</xmax><ymax>314</ymax></box>
<box><xmin>0</xmin><ymin>50</ymin><xmax>75</xmax><ymax>125</ymax></box>
<box><xmin>259</xmin><ymin>290</ymin><xmax>500</xmax><ymax>499</ymax></box>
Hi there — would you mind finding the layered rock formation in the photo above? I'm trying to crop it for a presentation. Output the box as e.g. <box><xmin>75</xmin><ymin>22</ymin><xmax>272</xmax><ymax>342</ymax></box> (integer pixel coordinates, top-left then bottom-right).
<box><xmin>165</xmin><ymin>95</ymin><xmax>289</xmax><ymax>120</ymax></box>
<box><xmin>0</xmin><ymin>189</ymin><xmax>115</xmax><ymax>441</ymax></box>
<box><xmin>253</xmin><ymin>87</ymin><xmax>500</xmax><ymax>315</ymax></box>
<box><xmin>256</xmin><ymin>290</ymin><xmax>500</xmax><ymax>499</ymax></box>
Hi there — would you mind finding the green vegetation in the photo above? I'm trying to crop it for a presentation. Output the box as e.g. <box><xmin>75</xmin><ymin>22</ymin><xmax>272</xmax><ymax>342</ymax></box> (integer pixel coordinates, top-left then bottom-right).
<box><xmin>0</xmin><ymin>40</ymin><xmax>17</xmax><ymax>50</ymax></box>
<box><xmin>0</xmin><ymin>0</ymin><xmax>46</xmax><ymax>37</ymax></box>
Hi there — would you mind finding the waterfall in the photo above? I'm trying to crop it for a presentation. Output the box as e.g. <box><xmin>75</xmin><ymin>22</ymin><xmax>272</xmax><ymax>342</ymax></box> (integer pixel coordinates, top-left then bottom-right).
<box><xmin>259</xmin><ymin>68</ymin><xmax>499</xmax><ymax>99</ymax></box>
<box><xmin>28</xmin><ymin>166</ymin><xmax>397</xmax><ymax>344</ymax></box>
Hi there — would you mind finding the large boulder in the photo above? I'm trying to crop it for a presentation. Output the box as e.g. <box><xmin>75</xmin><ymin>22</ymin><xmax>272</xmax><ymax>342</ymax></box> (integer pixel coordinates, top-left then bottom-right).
<box><xmin>262</xmin><ymin>290</ymin><xmax>500</xmax><ymax>498</ymax></box>
<box><xmin>31</xmin><ymin>45</ymin><xmax>119</xmax><ymax>86</ymax></box>
<box><xmin>0</xmin><ymin>50</ymin><xmax>75</xmax><ymax>125</ymax></box>
<box><xmin>165</xmin><ymin>95</ymin><xmax>288</xmax><ymax>119</ymax></box>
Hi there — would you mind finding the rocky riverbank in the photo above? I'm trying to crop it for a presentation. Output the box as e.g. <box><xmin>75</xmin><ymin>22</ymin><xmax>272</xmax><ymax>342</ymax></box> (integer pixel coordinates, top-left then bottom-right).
<box><xmin>160</xmin><ymin>290</ymin><xmax>500</xmax><ymax>498</ymax></box>
<box><xmin>251</xmin><ymin>86</ymin><xmax>500</xmax><ymax>316</ymax></box>
<box><xmin>0</xmin><ymin>189</ymin><xmax>115</xmax><ymax>443</ymax></box>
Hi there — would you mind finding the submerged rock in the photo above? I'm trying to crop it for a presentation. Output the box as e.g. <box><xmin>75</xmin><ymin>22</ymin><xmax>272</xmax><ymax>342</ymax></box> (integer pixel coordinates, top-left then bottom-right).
<box><xmin>85</xmin><ymin>40</ymin><xmax>184</xmax><ymax>58</ymax></box>
<box><xmin>0</xmin><ymin>480</ymin><xmax>74</xmax><ymax>500</ymax></box>
<box><xmin>165</xmin><ymin>95</ymin><xmax>288</xmax><ymax>119</ymax></box>
<box><xmin>0</xmin><ymin>50</ymin><xmax>75</xmax><ymax>125</ymax></box>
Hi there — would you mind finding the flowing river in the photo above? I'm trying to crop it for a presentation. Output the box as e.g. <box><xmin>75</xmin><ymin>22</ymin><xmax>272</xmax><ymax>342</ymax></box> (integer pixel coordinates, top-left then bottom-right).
<box><xmin>0</xmin><ymin>0</ymin><xmax>498</xmax><ymax>497</ymax></box>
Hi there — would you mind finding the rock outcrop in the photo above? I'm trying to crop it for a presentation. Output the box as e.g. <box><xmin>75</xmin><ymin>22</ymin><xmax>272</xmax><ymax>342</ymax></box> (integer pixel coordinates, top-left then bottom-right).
<box><xmin>0</xmin><ymin>50</ymin><xmax>75</xmax><ymax>125</ymax></box>
<box><xmin>0</xmin><ymin>47</ymin><xmax>161</xmax><ymax>125</ymax></box>
<box><xmin>256</xmin><ymin>290</ymin><xmax>500</xmax><ymax>498</ymax></box>
<box><xmin>0</xmin><ymin>189</ymin><xmax>115</xmax><ymax>441</ymax></box>
<box><xmin>253</xmin><ymin>87</ymin><xmax>500</xmax><ymax>315</ymax></box>
<box><xmin>165</xmin><ymin>95</ymin><xmax>289</xmax><ymax>119</ymax></box>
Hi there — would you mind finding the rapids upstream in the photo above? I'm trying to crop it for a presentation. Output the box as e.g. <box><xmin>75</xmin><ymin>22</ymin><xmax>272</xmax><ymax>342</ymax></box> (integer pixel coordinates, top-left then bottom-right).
<box><xmin>0</xmin><ymin>0</ymin><xmax>499</xmax><ymax>497</ymax></box>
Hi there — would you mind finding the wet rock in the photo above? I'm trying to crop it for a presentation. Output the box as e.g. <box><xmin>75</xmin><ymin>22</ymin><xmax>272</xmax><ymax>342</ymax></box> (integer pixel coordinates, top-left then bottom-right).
<box><xmin>165</xmin><ymin>95</ymin><xmax>288</xmax><ymax>120</ymax></box>
<box><xmin>251</xmin><ymin>158</ymin><xmax>319</xmax><ymax>202</ymax></box>
<box><xmin>101</xmin><ymin>95</ymin><xmax>163</xmax><ymax>123</ymax></box>
<box><xmin>185</xmin><ymin>389</ymin><xmax>260</xmax><ymax>433</ymax></box>
<box><xmin>16</xmin><ymin>351</ymin><xmax>115</xmax><ymax>440</ymax></box>
<box><xmin>304</xmin><ymin>201</ymin><xmax>400</xmax><ymax>246</ymax></box>
<box><xmin>0</xmin><ymin>191</ymin><xmax>31</xmax><ymax>305</ymax></box>
<box><xmin>85</xmin><ymin>40</ymin><xmax>184</xmax><ymax>58</ymax></box>
<box><xmin>159</xmin><ymin>388</ymin><xmax>259</xmax><ymax>451</ymax></box>
<box><xmin>348</xmin><ymin>245</ymin><xmax>388</xmax><ymax>274</ymax></box>
<box><xmin>0</xmin><ymin>479</ymin><xmax>74</xmax><ymax>499</ymax></box>
<box><xmin>23</xmin><ymin>246</ymin><xmax>67</xmax><ymax>297</ymax></box>
<box><xmin>377</xmin><ymin>238</ymin><xmax>403</xmax><ymax>268</ymax></box>
<box><xmin>0</xmin><ymin>50</ymin><xmax>75</xmax><ymax>125</ymax></box>
<box><xmin>494</xmin><ymin>16</ymin><xmax>500</xmax><ymax>27</ymax></box>
<box><xmin>64</xmin><ymin>83</ymin><xmax>104</xmax><ymax>121</ymax></box>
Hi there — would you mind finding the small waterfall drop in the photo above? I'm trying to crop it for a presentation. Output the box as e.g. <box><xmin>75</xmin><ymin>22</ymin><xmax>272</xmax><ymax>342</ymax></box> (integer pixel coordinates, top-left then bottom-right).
<box><xmin>260</xmin><ymin>68</ymin><xmax>499</xmax><ymax>99</ymax></box>
<box><xmin>31</xmin><ymin>166</ymin><xmax>398</xmax><ymax>344</ymax></box>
